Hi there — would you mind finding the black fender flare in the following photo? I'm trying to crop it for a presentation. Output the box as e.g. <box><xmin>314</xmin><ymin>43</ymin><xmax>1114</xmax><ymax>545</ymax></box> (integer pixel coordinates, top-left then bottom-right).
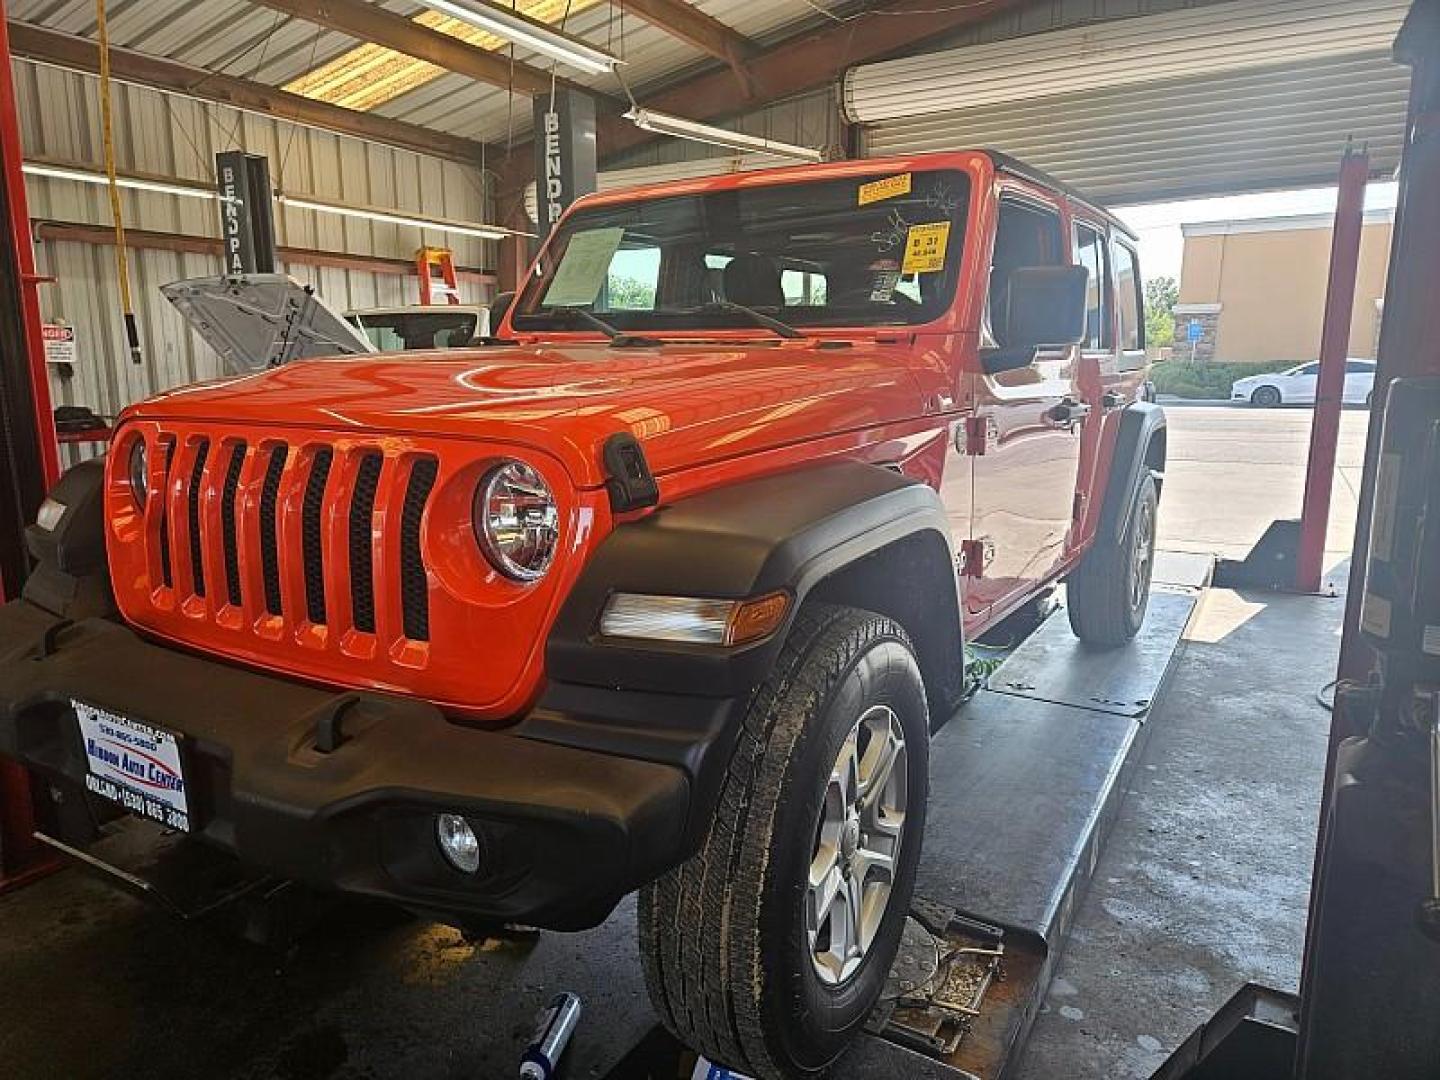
<box><xmin>20</xmin><ymin>458</ymin><xmax>115</xmax><ymax>621</ymax></box>
<box><xmin>1098</xmin><ymin>402</ymin><xmax>1167</xmax><ymax>546</ymax></box>
<box><xmin>544</xmin><ymin>460</ymin><xmax>960</xmax><ymax>702</ymax></box>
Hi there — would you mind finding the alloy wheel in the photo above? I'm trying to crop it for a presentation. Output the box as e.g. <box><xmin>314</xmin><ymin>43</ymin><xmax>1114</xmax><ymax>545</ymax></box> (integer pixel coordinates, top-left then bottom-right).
<box><xmin>806</xmin><ymin>704</ymin><xmax>908</xmax><ymax>987</ymax></box>
<box><xmin>1131</xmin><ymin>495</ymin><xmax>1155</xmax><ymax>613</ymax></box>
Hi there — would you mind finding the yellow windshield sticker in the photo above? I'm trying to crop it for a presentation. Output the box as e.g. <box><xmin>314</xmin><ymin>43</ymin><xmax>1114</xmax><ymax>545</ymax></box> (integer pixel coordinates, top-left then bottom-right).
<box><xmin>902</xmin><ymin>221</ymin><xmax>951</xmax><ymax>274</ymax></box>
<box><xmin>858</xmin><ymin>173</ymin><xmax>912</xmax><ymax>206</ymax></box>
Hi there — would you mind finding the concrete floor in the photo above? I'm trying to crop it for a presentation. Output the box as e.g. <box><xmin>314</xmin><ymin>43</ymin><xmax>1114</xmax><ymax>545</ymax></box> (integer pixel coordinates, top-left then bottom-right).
<box><xmin>0</xmin><ymin>406</ymin><xmax>1348</xmax><ymax>1079</ymax></box>
<box><xmin>1012</xmin><ymin>577</ymin><xmax>1340</xmax><ymax>1079</ymax></box>
<box><xmin>1158</xmin><ymin>403</ymin><xmax>1370</xmax><ymax>568</ymax></box>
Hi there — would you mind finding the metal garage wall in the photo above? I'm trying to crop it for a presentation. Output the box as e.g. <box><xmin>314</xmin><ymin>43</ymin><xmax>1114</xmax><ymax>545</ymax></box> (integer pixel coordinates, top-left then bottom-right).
<box><xmin>849</xmin><ymin>0</ymin><xmax>1412</xmax><ymax>205</ymax></box>
<box><xmin>11</xmin><ymin>58</ymin><xmax>495</xmax><ymax>447</ymax></box>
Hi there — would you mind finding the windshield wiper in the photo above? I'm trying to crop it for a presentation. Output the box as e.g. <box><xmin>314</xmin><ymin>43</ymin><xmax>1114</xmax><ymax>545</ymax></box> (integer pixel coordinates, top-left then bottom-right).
<box><xmin>547</xmin><ymin>306</ymin><xmax>663</xmax><ymax>348</ymax></box>
<box><xmin>702</xmin><ymin>301</ymin><xmax>804</xmax><ymax>340</ymax></box>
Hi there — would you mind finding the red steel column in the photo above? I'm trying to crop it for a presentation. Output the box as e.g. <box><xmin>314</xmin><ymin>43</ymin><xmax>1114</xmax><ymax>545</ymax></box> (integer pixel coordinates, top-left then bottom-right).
<box><xmin>0</xmin><ymin>0</ymin><xmax>60</xmax><ymax>891</ymax></box>
<box><xmin>1296</xmin><ymin>149</ymin><xmax>1369</xmax><ymax>594</ymax></box>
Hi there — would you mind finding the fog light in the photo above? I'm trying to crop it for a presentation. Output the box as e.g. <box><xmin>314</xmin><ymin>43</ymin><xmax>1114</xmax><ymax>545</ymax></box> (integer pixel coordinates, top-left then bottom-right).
<box><xmin>436</xmin><ymin>813</ymin><xmax>482</xmax><ymax>873</ymax></box>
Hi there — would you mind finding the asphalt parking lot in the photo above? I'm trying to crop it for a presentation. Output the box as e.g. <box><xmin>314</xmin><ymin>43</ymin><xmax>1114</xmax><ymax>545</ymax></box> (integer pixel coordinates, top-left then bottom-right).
<box><xmin>1156</xmin><ymin>402</ymin><xmax>1372</xmax><ymax>573</ymax></box>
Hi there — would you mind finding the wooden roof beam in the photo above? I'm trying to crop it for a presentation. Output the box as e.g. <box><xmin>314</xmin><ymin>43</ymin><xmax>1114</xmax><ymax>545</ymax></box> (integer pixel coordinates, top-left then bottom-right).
<box><xmin>613</xmin><ymin>0</ymin><xmax>756</xmax><ymax>77</ymax></box>
<box><xmin>7</xmin><ymin>21</ymin><xmax>491</xmax><ymax>165</ymax></box>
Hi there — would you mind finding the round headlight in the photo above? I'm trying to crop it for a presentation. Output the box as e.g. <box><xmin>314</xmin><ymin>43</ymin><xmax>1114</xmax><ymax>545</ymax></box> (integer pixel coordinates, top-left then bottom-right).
<box><xmin>474</xmin><ymin>461</ymin><xmax>559</xmax><ymax>581</ymax></box>
<box><xmin>128</xmin><ymin>440</ymin><xmax>148</xmax><ymax>508</ymax></box>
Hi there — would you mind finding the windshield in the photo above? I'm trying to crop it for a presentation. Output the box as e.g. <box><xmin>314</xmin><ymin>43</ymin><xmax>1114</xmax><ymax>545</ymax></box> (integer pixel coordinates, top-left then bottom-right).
<box><xmin>513</xmin><ymin>169</ymin><xmax>971</xmax><ymax>334</ymax></box>
<box><xmin>350</xmin><ymin>310</ymin><xmax>482</xmax><ymax>351</ymax></box>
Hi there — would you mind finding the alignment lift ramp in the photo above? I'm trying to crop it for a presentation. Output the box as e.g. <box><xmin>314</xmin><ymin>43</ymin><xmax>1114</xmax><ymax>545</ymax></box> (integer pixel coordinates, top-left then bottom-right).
<box><xmin>601</xmin><ymin>560</ymin><xmax>1209</xmax><ymax>1080</ymax></box>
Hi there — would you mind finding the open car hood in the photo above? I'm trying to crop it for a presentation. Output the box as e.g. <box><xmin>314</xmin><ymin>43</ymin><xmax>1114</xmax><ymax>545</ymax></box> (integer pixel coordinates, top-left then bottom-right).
<box><xmin>161</xmin><ymin>273</ymin><xmax>375</xmax><ymax>374</ymax></box>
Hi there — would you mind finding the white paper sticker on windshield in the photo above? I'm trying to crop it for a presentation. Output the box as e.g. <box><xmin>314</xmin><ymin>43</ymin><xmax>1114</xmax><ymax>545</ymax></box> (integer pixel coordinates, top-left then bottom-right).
<box><xmin>542</xmin><ymin>227</ymin><xmax>626</xmax><ymax>308</ymax></box>
<box><xmin>869</xmin><ymin>270</ymin><xmax>901</xmax><ymax>302</ymax></box>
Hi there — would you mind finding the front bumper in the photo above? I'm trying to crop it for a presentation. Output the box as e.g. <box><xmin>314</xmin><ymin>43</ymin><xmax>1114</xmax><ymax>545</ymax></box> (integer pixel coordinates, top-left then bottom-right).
<box><xmin>0</xmin><ymin>601</ymin><xmax>691</xmax><ymax>929</ymax></box>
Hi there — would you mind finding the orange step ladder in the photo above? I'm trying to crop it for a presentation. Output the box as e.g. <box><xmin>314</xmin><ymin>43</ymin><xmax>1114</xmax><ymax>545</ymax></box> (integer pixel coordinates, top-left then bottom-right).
<box><xmin>415</xmin><ymin>246</ymin><xmax>462</xmax><ymax>305</ymax></box>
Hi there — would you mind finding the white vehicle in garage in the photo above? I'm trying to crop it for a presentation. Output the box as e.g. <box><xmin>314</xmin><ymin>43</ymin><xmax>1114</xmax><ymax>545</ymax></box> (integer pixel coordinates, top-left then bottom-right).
<box><xmin>1231</xmin><ymin>359</ymin><xmax>1377</xmax><ymax>407</ymax></box>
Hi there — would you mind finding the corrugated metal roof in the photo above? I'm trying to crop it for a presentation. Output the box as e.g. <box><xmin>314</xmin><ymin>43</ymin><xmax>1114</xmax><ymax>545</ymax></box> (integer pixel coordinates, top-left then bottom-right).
<box><xmin>9</xmin><ymin>0</ymin><xmax>829</xmax><ymax>145</ymax></box>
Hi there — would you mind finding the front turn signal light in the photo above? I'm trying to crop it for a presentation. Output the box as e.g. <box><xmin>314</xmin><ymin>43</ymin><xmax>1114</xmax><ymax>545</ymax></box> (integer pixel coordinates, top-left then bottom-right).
<box><xmin>600</xmin><ymin>591</ymin><xmax>791</xmax><ymax>647</ymax></box>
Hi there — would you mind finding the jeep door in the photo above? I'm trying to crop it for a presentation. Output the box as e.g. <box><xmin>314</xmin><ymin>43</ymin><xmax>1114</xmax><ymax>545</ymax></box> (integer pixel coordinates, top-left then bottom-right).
<box><xmin>1067</xmin><ymin>222</ymin><xmax>1149</xmax><ymax>564</ymax></box>
<box><xmin>966</xmin><ymin>192</ymin><xmax>1088</xmax><ymax>624</ymax></box>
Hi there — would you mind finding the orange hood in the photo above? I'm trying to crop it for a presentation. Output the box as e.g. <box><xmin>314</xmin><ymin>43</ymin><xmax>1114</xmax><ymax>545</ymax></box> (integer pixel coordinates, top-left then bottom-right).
<box><xmin>123</xmin><ymin>339</ymin><xmax>930</xmax><ymax>487</ymax></box>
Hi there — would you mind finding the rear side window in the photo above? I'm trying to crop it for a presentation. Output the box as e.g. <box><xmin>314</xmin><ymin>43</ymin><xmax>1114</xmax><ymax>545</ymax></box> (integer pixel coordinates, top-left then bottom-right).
<box><xmin>1074</xmin><ymin>223</ymin><xmax>1111</xmax><ymax>350</ymax></box>
<box><xmin>1346</xmin><ymin>360</ymin><xmax>1376</xmax><ymax>373</ymax></box>
<box><xmin>1299</xmin><ymin>363</ymin><xmax>1321</xmax><ymax>376</ymax></box>
<box><xmin>1113</xmin><ymin>241</ymin><xmax>1144</xmax><ymax>351</ymax></box>
<box><xmin>989</xmin><ymin>197</ymin><xmax>1065</xmax><ymax>347</ymax></box>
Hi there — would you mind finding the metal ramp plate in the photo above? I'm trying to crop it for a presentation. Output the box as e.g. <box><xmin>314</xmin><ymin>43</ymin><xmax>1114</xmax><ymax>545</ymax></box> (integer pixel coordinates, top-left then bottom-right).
<box><xmin>987</xmin><ymin>591</ymin><xmax>1197</xmax><ymax>717</ymax></box>
<box><xmin>842</xmin><ymin>584</ymin><xmax>1199</xmax><ymax>1077</ymax></box>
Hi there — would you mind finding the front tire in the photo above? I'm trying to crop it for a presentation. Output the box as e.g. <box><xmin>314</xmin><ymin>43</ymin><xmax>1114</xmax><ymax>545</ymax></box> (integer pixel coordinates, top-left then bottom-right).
<box><xmin>1252</xmin><ymin>385</ymin><xmax>1282</xmax><ymax>407</ymax></box>
<box><xmin>1067</xmin><ymin>474</ymin><xmax>1159</xmax><ymax>646</ymax></box>
<box><xmin>638</xmin><ymin>605</ymin><xmax>930</xmax><ymax>1079</ymax></box>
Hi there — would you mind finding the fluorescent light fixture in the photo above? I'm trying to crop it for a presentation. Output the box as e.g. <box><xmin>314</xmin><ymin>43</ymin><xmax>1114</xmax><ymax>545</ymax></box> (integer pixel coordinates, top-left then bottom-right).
<box><xmin>276</xmin><ymin>193</ymin><xmax>515</xmax><ymax>241</ymax></box>
<box><xmin>25</xmin><ymin>160</ymin><xmax>520</xmax><ymax>241</ymax></box>
<box><xmin>424</xmin><ymin>0</ymin><xmax>620</xmax><ymax>75</ymax></box>
<box><xmin>623</xmin><ymin>109</ymin><xmax>824</xmax><ymax>163</ymax></box>
<box><xmin>22</xmin><ymin>162</ymin><xmax>221</xmax><ymax>201</ymax></box>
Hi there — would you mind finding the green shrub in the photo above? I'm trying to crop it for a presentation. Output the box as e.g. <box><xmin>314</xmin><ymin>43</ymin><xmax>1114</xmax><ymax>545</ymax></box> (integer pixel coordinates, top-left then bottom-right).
<box><xmin>1152</xmin><ymin>359</ymin><xmax>1294</xmax><ymax>400</ymax></box>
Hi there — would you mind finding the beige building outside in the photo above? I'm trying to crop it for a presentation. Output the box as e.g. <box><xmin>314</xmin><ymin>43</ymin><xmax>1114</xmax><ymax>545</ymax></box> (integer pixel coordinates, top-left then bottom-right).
<box><xmin>1174</xmin><ymin>209</ymin><xmax>1393</xmax><ymax>365</ymax></box>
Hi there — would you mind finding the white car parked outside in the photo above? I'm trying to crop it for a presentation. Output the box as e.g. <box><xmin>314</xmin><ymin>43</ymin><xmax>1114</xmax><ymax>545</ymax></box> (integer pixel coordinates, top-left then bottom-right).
<box><xmin>1231</xmin><ymin>359</ymin><xmax>1377</xmax><ymax>407</ymax></box>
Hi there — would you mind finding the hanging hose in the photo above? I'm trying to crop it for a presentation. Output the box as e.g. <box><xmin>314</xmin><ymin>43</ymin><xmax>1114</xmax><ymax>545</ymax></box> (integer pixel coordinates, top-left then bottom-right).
<box><xmin>95</xmin><ymin>0</ymin><xmax>142</xmax><ymax>365</ymax></box>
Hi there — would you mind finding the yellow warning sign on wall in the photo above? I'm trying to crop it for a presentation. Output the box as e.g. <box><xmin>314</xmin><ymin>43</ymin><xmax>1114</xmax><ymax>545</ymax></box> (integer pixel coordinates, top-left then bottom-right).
<box><xmin>858</xmin><ymin>173</ymin><xmax>912</xmax><ymax>206</ymax></box>
<box><xmin>902</xmin><ymin>221</ymin><xmax>951</xmax><ymax>274</ymax></box>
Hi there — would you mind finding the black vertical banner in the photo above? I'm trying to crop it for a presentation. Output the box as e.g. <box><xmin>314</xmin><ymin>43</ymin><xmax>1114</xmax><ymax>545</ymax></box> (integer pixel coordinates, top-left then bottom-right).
<box><xmin>533</xmin><ymin>89</ymin><xmax>597</xmax><ymax>240</ymax></box>
<box><xmin>215</xmin><ymin>151</ymin><xmax>278</xmax><ymax>275</ymax></box>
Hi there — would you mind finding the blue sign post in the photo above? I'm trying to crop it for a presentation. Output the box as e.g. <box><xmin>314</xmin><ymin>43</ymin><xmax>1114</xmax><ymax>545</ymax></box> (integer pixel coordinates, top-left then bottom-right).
<box><xmin>1187</xmin><ymin>319</ymin><xmax>1203</xmax><ymax>344</ymax></box>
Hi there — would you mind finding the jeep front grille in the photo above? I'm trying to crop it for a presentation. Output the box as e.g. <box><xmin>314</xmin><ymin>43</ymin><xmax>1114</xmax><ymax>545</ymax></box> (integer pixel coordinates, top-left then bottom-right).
<box><xmin>109</xmin><ymin>420</ymin><xmax>590</xmax><ymax>720</ymax></box>
<box><xmin>151</xmin><ymin>432</ymin><xmax>438</xmax><ymax>645</ymax></box>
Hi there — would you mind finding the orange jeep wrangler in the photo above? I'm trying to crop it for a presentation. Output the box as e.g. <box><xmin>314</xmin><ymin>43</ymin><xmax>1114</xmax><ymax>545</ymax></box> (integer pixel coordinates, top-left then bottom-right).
<box><xmin>0</xmin><ymin>150</ymin><xmax>1164</xmax><ymax>1078</ymax></box>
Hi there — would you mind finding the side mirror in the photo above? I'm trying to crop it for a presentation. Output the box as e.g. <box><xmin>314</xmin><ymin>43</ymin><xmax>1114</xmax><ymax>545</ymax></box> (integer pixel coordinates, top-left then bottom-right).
<box><xmin>982</xmin><ymin>265</ymin><xmax>1089</xmax><ymax>374</ymax></box>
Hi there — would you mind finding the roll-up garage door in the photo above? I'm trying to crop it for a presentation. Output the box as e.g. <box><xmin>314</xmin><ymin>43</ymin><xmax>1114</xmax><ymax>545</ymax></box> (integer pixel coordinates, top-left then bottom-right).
<box><xmin>846</xmin><ymin>0</ymin><xmax>1411</xmax><ymax>204</ymax></box>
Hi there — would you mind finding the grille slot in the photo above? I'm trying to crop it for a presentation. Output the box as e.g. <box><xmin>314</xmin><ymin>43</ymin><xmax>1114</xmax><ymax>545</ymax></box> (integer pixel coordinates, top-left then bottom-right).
<box><xmin>159</xmin><ymin>441</ymin><xmax>174</xmax><ymax>589</ymax></box>
<box><xmin>221</xmin><ymin>442</ymin><xmax>247</xmax><ymax>608</ymax></box>
<box><xmin>259</xmin><ymin>446</ymin><xmax>287</xmax><ymax>616</ymax></box>
<box><xmin>348</xmin><ymin>453</ymin><xmax>383</xmax><ymax>634</ymax></box>
<box><xmin>400</xmin><ymin>458</ymin><xmax>438</xmax><ymax>641</ymax></box>
<box><xmin>186</xmin><ymin>441</ymin><xmax>210</xmax><ymax>598</ymax></box>
<box><xmin>301</xmin><ymin>449</ymin><xmax>334</xmax><ymax>625</ymax></box>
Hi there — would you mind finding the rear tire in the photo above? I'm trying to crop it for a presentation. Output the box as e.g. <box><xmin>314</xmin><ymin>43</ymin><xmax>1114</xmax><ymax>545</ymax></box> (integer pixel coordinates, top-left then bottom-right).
<box><xmin>638</xmin><ymin>605</ymin><xmax>930</xmax><ymax>1079</ymax></box>
<box><xmin>1251</xmin><ymin>385</ymin><xmax>1282</xmax><ymax>407</ymax></box>
<box><xmin>1067</xmin><ymin>474</ymin><xmax>1158</xmax><ymax>646</ymax></box>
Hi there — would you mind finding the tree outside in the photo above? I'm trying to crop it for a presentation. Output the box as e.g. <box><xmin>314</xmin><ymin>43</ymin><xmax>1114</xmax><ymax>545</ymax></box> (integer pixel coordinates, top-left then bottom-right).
<box><xmin>1144</xmin><ymin>276</ymin><xmax>1178</xmax><ymax>354</ymax></box>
